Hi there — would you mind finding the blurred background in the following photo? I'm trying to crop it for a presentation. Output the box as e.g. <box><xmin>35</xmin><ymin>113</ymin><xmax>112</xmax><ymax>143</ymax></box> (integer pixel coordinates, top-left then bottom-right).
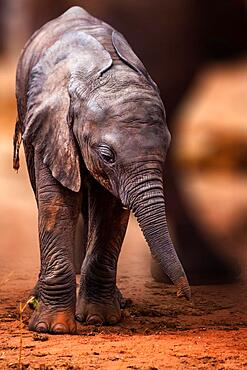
<box><xmin>0</xmin><ymin>0</ymin><xmax>247</xmax><ymax>284</ymax></box>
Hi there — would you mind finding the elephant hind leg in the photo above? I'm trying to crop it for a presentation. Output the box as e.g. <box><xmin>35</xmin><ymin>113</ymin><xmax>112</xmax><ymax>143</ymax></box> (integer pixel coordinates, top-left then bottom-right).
<box><xmin>73</xmin><ymin>186</ymin><xmax>89</xmax><ymax>274</ymax></box>
<box><xmin>115</xmin><ymin>286</ymin><xmax>132</xmax><ymax>309</ymax></box>
<box><xmin>73</xmin><ymin>213</ymin><xmax>85</xmax><ymax>274</ymax></box>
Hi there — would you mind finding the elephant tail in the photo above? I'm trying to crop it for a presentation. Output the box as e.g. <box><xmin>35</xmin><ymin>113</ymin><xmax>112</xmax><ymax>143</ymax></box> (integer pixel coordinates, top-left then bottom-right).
<box><xmin>13</xmin><ymin>120</ymin><xmax>22</xmax><ymax>171</ymax></box>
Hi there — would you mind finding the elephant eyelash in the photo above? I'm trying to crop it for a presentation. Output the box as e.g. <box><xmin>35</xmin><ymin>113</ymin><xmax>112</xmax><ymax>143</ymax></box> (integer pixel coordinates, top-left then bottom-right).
<box><xmin>95</xmin><ymin>144</ymin><xmax>116</xmax><ymax>164</ymax></box>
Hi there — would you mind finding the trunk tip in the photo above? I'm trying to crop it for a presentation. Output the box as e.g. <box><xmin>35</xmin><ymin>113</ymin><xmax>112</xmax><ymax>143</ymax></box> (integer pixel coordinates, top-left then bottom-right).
<box><xmin>176</xmin><ymin>276</ymin><xmax>191</xmax><ymax>301</ymax></box>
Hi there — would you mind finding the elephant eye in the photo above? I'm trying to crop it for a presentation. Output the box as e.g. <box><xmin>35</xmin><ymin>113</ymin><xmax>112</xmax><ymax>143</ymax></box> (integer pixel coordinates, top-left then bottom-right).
<box><xmin>97</xmin><ymin>144</ymin><xmax>115</xmax><ymax>164</ymax></box>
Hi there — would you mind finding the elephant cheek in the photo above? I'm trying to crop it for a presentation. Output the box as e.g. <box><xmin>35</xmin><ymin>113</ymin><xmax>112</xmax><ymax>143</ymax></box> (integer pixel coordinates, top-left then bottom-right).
<box><xmin>84</xmin><ymin>155</ymin><xmax>112</xmax><ymax>191</ymax></box>
<box><xmin>92</xmin><ymin>171</ymin><xmax>111</xmax><ymax>190</ymax></box>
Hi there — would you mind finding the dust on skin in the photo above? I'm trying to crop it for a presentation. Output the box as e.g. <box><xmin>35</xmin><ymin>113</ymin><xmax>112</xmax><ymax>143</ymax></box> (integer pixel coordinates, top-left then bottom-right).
<box><xmin>43</xmin><ymin>196</ymin><xmax>62</xmax><ymax>232</ymax></box>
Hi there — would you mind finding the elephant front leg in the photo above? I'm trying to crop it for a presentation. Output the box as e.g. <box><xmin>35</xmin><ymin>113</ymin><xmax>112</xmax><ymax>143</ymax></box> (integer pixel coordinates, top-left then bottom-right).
<box><xmin>29</xmin><ymin>154</ymin><xmax>80</xmax><ymax>334</ymax></box>
<box><xmin>76</xmin><ymin>179</ymin><xmax>129</xmax><ymax>325</ymax></box>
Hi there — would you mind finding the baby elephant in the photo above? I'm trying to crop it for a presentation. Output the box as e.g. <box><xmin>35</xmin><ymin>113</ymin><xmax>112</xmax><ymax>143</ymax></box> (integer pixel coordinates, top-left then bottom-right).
<box><xmin>13</xmin><ymin>6</ymin><xmax>191</xmax><ymax>334</ymax></box>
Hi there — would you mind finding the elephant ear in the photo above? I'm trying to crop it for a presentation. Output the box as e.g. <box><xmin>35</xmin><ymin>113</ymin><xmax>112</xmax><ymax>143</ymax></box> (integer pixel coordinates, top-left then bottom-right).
<box><xmin>23</xmin><ymin>31</ymin><xmax>112</xmax><ymax>192</ymax></box>
<box><xmin>112</xmin><ymin>30</ymin><xmax>158</xmax><ymax>91</ymax></box>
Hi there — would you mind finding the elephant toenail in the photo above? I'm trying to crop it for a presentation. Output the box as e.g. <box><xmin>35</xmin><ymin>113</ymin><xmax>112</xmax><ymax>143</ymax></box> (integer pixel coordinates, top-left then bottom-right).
<box><xmin>52</xmin><ymin>323</ymin><xmax>67</xmax><ymax>334</ymax></box>
<box><xmin>36</xmin><ymin>322</ymin><xmax>48</xmax><ymax>332</ymax></box>
<box><xmin>86</xmin><ymin>315</ymin><xmax>103</xmax><ymax>325</ymax></box>
<box><xmin>75</xmin><ymin>314</ymin><xmax>84</xmax><ymax>322</ymax></box>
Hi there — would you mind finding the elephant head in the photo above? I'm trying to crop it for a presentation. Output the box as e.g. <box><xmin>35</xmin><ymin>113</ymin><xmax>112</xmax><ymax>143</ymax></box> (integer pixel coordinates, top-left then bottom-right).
<box><xmin>22</xmin><ymin>28</ymin><xmax>191</xmax><ymax>300</ymax></box>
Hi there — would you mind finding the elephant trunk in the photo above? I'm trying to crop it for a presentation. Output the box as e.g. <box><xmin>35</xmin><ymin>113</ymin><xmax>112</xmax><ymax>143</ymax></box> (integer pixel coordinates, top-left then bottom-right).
<box><xmin>121</xmin><ymin>169</ymin><xmax>191</xmax><ymax>300</ymax></box>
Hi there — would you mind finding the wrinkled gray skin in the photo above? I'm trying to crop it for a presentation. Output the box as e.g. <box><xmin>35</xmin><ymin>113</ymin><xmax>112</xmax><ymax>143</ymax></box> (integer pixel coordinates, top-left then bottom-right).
<box><xmin>14</xmin><ymin>6</ymin><xmax>191</xmax><ymax>334</ymax></box>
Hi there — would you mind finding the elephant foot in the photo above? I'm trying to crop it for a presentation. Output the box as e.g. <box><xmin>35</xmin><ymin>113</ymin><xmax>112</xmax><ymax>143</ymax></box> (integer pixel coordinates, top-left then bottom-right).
<box><xmin>76</xmin><ymin>296</ymin><xmax>121</xmax><ymax>325</ymax></box>
<box><xmin>29</xmin><ymin>302</ymin><xmax>76</xmax><ymax>334</ymax></box>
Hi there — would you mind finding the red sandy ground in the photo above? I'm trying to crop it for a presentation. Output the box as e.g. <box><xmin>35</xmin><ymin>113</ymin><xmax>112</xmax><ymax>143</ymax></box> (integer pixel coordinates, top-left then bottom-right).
<box><xmin>0</xmin><ymin>259</ymin><xmax>247</xmax><ymax>369</ymax></box>
<box><xmin>0</xmin><ymin>63</ymin><xmax>247</xmax><ymax>369</ymax></box>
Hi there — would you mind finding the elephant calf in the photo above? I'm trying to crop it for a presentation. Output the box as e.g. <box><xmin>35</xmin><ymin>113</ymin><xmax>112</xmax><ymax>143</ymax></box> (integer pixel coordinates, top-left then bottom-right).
<box><xmin>13</xmin><ymin>6</ymin><xmax>191</xmax><ymax>334</ymax></box>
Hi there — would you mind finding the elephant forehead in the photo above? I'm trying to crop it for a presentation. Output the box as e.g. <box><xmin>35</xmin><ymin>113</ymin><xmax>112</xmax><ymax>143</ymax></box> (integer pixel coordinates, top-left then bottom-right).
<box><xmin>85</xmin><ymin>100</ymin><xmax>107</xmax><ymax>122</ymax></box>
<box><xmin>101</xmin><ymin>125</ymin><xmax>166</xmax><ymax>150</ymax></box>
<box><xmin>83</xmin><ymin>64</ymin><xmax>165</xmax><ymax>122</ymax></box>
<box><xmin>85</xmin><ymin>95</ymin><xmax>165</xmax><ymax>129</ymax></box>
<box><xmin>83</xmin><ymin>98</ymin><xmax>167</xmax><ymax>149</ymax></box>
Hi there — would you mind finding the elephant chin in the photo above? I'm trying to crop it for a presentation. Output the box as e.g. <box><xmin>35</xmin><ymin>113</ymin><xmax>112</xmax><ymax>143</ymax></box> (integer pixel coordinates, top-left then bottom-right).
<box><xmin>121</xmin><ymin>174</ymin><xmax>191</xmax><ymax>301</ymax></box>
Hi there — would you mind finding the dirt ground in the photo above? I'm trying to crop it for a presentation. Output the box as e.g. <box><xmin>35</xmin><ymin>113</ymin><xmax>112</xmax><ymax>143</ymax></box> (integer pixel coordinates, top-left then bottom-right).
<box><xmin>1</xmin><ymin>246</ymin><xmax>247</xmax><ymax>370</ymax></box>
<box><xmin>0</xmin><ymin>63</ymin><xmax>247</xmax><ymax>369</ymax></box>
